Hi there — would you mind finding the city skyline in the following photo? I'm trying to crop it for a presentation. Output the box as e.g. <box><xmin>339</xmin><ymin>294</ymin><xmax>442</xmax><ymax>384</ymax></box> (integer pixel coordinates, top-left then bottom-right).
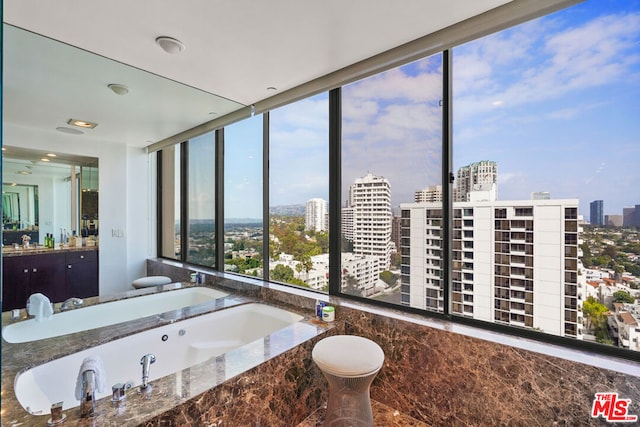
<box><xmin>218</xmin><ymin>1</ymin><xmax>638</xmax><ymax>221</ymax></box>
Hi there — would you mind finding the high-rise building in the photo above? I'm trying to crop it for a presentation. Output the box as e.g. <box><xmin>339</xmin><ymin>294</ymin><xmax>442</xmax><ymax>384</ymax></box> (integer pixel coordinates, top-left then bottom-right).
<box><xmin>455</xmin><ymin>160</ymin><xmax>498</xmax><ymax>202</ymax></box>
<box><xmin>345</xmin><ymin>173</ymin><xmax>392</xmax><ymax>271</ymax></box>
<box><xmin>531</xmin><ymin>191</ymin><xmax>550</xmax><ymax>200</ymax></box>
<box><xmin>605</xmin><ymin>215</ymin><xmax>623</xmax><ymax>227</ymax></box>
<box><xmin>415</xmin><ymin>185</ymin><xmax>443</xmax><ymax>203</ymax></box>
<box><xmin>305</xmin><ymin>198</ymin><xmax>327</xmax><ymax>232</ymax></box>
<box><xmin>400</xmin><ymin>198</ymin><xmax>583</xmax><ymax>339</ymax></box>
<box><xmin>590</xmin><ymin>200</ymin><xmax>604</xmax><ymax>226</ymax></box>
<box><xmin>623</xmin><ymin>205</ymin><xmax>640</xmax><ymax>227</ymax></box>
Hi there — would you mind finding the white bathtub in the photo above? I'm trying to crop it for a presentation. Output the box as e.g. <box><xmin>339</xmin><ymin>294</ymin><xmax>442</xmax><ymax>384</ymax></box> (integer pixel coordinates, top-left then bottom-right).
<box><xmin>2</xmin><ymin>286</ymin><xmax>228</xmax><ymax>343</ymax></box>
<box><xmin>14</xmin><ymin>302</ymin><xmax>303</xmax><ymax>415</ymax></box>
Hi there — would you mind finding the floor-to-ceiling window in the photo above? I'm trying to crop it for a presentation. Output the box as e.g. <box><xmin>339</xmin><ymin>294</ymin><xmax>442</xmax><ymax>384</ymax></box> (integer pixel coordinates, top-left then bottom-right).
<box><xmin>159</xmin><ymin>144</ymin><xmax>182</xmax><ymax>260</ymax></box>
<box><xmin>452</xmin><ymin>0</ymin><xmax>640</xmax><ymax>348</ymax></box>
<box><xmin>269</xmin><ymin>93</ymin><xmax>329</xmax><ymax>290</ymax></box>
<box><xmin>187</xmin><ymin>132</ymin><xmax>216</xmax><ymax>267</ymax></box>
<box><xmin>224</xmin><ymin>115</ymin><xmax>264</xmax><ymax>277</ymax></box>
<box><xmin>341</xmin><ymin>55</ymin><xmax>444</xmax><ymax>306</ymax></box>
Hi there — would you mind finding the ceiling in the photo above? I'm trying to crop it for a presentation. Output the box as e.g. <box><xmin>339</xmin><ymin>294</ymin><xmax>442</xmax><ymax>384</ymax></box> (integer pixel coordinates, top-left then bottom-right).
<box><xmin>3</xmin><ymin>0</ymin><xmax>514</xmax><ymax>150</ymax></box>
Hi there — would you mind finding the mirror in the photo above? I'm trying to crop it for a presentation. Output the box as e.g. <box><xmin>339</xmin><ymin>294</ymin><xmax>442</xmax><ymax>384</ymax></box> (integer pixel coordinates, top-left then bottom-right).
<box><xmin>2</xmin><ymin>146</ymin><xmax>98</xmax><ymax>246</ymax></box>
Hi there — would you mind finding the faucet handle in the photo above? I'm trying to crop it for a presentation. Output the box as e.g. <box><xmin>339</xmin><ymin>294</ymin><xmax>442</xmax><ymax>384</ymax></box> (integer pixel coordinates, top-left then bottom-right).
<box><xmin>111</xmin><ymin>381</ymin><xmax>133</xmax><ymax>402</ymax></box>
<box><xmin>47</xmin><ymin>401</ymin><xmax>66</xmax><ymax>426</ymax></box>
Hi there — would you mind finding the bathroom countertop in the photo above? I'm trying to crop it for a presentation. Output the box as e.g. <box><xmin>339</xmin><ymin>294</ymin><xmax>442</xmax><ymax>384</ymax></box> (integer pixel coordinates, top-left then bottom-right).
<box><xmin>2</xmin><ymin>244</ymin><xmax>99</xmax><ymax>257</ymax></box>
<box><xmin>0</xmin><ymin>283</ymin><xmax>331</xmax><ymax>427</ymax></box>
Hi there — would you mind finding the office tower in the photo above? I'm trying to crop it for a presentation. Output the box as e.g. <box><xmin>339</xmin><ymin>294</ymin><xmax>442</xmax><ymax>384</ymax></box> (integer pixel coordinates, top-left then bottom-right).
<box><xmin>623</xmin><ymin>205</ymin><xmax>640</xmax><ymax>227</ymax></box>
<box><xmin>605</xmin><ymin>215</ymin><xmax>623</xmax><ymax>227</ymax></box>
<box><xmin>590</xmin><ymin>200</ymin><xmax>604</xmax><ymax>226</ymax></box>
<box><xmin>305</xmin><ymin>198</ymin><xmax>328</xmax><ymax>232</ymax></box>
<box><xmin>455</xmin><ymin>160</ymin><xmax>498</xmax><ymax>202</ymax></box>
<box><xmin>400</xmin><ymin>198</ymin><xmax>582</xmax><ymax>339</ymax></box>
<box><xmin>391</xmin><ymin>215</ymin><xmax>402</xmax><ymax>256</ymax></box>
<box><xmin>346</xmin><ymin>173</ymin><xmax>392</xmax><ymax>271</ymax></box>
<box><xmin>415</xmin><ymin>185</ymin><xmax>443</xmax><ymax>202</ymax></box>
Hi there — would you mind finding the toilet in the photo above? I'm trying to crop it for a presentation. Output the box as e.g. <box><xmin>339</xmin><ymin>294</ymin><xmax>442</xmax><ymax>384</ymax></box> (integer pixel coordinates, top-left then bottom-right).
<box><xmin>131</xmin><ymin>275</ymin><xmax>172</xmax><ymax>289</ymax></box>
<box><xmin>312</xmin><ymin>335</ymin><xmax>384</xmax><ymax>426</ymax></box>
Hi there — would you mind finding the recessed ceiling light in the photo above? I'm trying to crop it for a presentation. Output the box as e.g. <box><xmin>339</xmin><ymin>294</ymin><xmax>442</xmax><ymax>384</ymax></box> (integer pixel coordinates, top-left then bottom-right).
<box><xmin>40</xmin><ymin>158</ymin><xmax>50</xmax><ymax>162</ymax></box>
<box><xmin>46</xmin><ymin>153</ymin><xmax>57</xmax><ymax>157</ymax></box>
<box><xmin>108</xmin><ymin>83</ymin><xmax>130</xmax><ymax>95</ymax></box>
<box><xmin>1</xmin><ymin>147</ymin><xmax>6</xmax><ymax>151</ymax></box>
<box><xmin>56</xmin><ymin>126</ymin><xmax>84</xmax><ymax>135</ymax></box>
<box><xmin>68</xmin><ymin>119</ymin><xmax>98</xmax><ymax>129</ymax></box>
<box><xmin>18</xmin><ymin>171</ymin><xmax>32</xmax><ymax>175</ymax></box>
<box><xmin>155</xmin><ymin>36</ymin><xmax>185</xmax><ymax>54</ymax></box>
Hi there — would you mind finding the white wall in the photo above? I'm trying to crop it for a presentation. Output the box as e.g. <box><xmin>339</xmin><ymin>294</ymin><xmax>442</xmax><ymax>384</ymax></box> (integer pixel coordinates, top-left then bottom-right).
<box><xmin>4</xmin><ymin>124</ymin><xmax>153</xmax><ymax>296</ymax></box>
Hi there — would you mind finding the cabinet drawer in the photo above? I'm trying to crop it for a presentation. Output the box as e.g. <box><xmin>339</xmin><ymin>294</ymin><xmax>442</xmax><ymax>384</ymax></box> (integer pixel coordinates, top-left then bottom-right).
<box><xmin>66</xmin><ymin>250</ymin><xmax>98</xmax><ymax>264</ymax></box>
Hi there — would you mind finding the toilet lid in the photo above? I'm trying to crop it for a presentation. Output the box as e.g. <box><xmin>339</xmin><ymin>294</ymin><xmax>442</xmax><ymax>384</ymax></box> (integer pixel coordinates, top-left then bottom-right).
<box><xmin>312</xmin><ymin>335</ymin><xmax>384</xmax><ymax>377</ymax></box>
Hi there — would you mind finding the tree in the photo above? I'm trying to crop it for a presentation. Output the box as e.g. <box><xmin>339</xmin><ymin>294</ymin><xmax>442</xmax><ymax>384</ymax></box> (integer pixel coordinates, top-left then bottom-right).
<box><xmin>612</xmin><ymin>290</ymin><xmax>635</xmax><ymax>304</ymax></box>
<box><xmin>379</xmin><ymin>270</ymin><xmax>399</xmax><ymax>287</ymax></box>
<box><xmin>270</xmin><ymin>264</ymin><xmax>295</xmax><ymax>282</ymax></box>
<box><xmin>582</xmin><ymin>296</ymin><xmax>609</xmax><ymax>333</ymax></box>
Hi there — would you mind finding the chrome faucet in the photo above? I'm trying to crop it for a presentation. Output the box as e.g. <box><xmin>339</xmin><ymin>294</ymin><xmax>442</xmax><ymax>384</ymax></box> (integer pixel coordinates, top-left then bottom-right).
<box><xmin>60</xmin><ymin>297</ymin><xmax>83</xmax><ymax>311</ymax></box>
<box><xmin>80</xmin><ymin>370</ymin><xmax>96</xmax><ymax>417</ymax></box>
<box><xmin>140</xmin><ymin>354</ymin><xmax>156</xmax><ymax>391</ymax></box>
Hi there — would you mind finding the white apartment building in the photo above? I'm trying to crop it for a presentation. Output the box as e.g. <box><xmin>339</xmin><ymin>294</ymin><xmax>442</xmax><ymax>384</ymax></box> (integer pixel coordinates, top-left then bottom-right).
<box><xmin>415</xmin><ymin>185</ymin><xmax>443</xmax><ymax>203</ymax></box>
<box><xmin>455</xmin><ymin>160</ymin><xmax>498</xmax><ymax>202</ymax></box>
<box><xmin>305</xmin><ymin>198</ymin><xmax>328</xmax><ymax>232</ymax></box>
<box><xmin>400</xmin><ymin>198</ymin><xmax>584</xmax><ymax>339</ymax></box>
<box><xmin>608</xmin><ymin>303</ymin><xmax>640</xmax><ymax>351</ymax></box>
<box><xmin>345</xmin><ymin>173</ymin><xmax>393</xmax><ymax>273</ymax></box>
<box><xmin>307</xmin><ymin>253</ymin><xmax>381</xmax><ymax>295</ymax></box>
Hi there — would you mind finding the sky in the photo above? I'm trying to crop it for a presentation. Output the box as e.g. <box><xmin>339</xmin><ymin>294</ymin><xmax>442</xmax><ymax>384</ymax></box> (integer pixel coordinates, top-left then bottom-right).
<box><xmin>220</xmin><ymin>0</ymin><xmax>640</xmax><ymax>221</ymax></box>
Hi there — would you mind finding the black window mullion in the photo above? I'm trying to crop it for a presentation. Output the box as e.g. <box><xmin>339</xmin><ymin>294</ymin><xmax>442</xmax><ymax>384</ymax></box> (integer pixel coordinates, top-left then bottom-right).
<box><xmin>329</xmin><ymin>88</ymin><xmax>342</xmax><ymax>295</ymax></box>
<box><xmin>215</xmin><ymin>129</ymin><xmax>225</xmax><ymax>270</ymax></box>
<box><xmin>156</xmin><ymin>150</ymin><xmax>163</xmax><ymax>258</ymax></box>
<box><xmin>263</xmin><ymin>112</ymin><xmax>270</xmax><ymax>282</ymax></box>
<box><xmin>442</xmin><ymin>49</ymin><xmax>453</xmax><ymax>317</ymax></box>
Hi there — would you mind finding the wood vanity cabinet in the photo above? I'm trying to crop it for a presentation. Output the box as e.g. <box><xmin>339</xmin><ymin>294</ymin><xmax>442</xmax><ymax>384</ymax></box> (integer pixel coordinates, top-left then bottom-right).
<box><xmin>66</xmin><ymin>250</ymin><xmax>99</xmax><ymax>299</ymax></box>
<box><xmin>2</xmin><ymin>249</ymin><xmax>98</xmax><ymax>311</ymax></box>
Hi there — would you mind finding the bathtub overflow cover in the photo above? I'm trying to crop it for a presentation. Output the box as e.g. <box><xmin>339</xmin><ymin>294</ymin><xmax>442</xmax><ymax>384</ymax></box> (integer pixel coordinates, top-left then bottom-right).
<box><xmin>179</xmin><ymin>329</ymin><xmax>186</xmax><ymax>336</ymax></box>
<box><xmin>161</xmin><ymin>334</ymin><xmax>168</xmax><ymax>342</ymax></box>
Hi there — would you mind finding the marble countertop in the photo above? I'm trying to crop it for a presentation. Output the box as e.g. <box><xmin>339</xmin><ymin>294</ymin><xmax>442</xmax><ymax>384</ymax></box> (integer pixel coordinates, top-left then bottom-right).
<box><xmin>1</xmin><ymin>283</ymin><xmax>331</xmax><ymax>426</ymax></box>
<box><xmin>2</xmin><ymin>244</ymin><xmax>99</xmax><ymax>257</ymax></box>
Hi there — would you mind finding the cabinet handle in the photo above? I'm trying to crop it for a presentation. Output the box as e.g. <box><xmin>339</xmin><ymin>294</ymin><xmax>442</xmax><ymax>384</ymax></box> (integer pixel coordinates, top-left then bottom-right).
<box><xmin>32</xmin><ymin>268</ymin><xmax>38</xmax><ymax>273</ymax></box>
<box><xmin>23</xmin><ymin>269</ymin><xmax>29</xmax><ymax>273</ymax></box>
<box><xmin>80</xmin><ymin>255</ymin><xmax>84</xmax><ymax>259</ymax></box>
<box><xmin>68</xmin><ymin>265</ymin><xmax>72</xmax><ymax>269</ymax></box>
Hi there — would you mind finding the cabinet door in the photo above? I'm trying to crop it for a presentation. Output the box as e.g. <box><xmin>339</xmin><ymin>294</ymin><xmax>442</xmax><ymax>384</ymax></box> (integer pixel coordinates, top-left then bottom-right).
<box><xmin>28</xmin><ymin>253</ymin><xmax>67</xmax><ymax>303</ymax></box>
<box><xmin>66</xmin><ymin>251</ymin><xmax>99</xmax><ymax>299</ymax></box>
<box><xmin>2</xmin><ymin>257</ymin><xmax>31</xmax><ymax>311</ymax></box>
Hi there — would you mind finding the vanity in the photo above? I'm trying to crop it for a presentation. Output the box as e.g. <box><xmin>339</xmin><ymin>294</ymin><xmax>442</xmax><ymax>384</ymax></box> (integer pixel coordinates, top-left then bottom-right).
<box><xmin>2</xmin><ymin>246</ymin><xmax>99</xmax><ymax>311</ymax></box>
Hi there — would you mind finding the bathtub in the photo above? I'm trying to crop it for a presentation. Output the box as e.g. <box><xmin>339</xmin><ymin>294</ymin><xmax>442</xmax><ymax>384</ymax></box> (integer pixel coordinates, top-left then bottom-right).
<box><xmin>2</xmin><ymin>286</ymin><xmax>228</xmax><ymax>343</ymax></box>
<box><xmin>14</xmin><ymin>302</ymin><xmax>304</xmax><ymax>415</ymax></box>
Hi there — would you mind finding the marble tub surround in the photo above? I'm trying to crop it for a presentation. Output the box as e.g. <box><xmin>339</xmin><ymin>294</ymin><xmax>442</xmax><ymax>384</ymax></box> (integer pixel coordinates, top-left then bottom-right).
<box><xmin>148</xmin><ymin>259</ymin><xmax>640</xmax><ymax>426</ymax></box>
<box><xmin>1</xmin><ymin>285</ymin><xmax>330</xmax><ymax>426</ymax></box>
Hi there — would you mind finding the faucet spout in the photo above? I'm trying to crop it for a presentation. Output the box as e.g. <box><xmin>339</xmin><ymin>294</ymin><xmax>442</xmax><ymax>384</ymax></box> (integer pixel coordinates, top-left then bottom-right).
<box><xmin>140</xmin><ymin>354</ymin><xmax>156</xmax><ymax>391</ymax></box>
<box><xmin>80</xmin><ymin>370</ymin><xmax>96</xmax><ymax>417</ymax></box>
<box><xmin>60</xmin><ymin>297</ymin><xmax>83</xmax><ymax>311</ymax></box>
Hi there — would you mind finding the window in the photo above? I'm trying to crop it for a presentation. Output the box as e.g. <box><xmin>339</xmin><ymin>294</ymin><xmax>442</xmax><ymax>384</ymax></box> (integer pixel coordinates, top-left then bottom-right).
<box><xmin>224</xmin><ymin>116</ymin><xmax>264</xmax><ymax>277</ymax></box>
<box><xmin>159</xmin><ymin>144</ymin><xmax>182</xmax><ymax>260</ymax></box>
<box><xmin>269</xmin><ymin>93</ymin><xmax>329</xmax><ymax>291</ymax></box>
<box><xmin>187</xmin><ymin>132</ymin><xmax>216</xmax><ymax>267</ymax></box>
<box><xmin>453</xmin><ymin>0</ymin><xmax>640</xmax><ymax>348</ymax></box>
<box><xmin>342</xmin><ymin>54</ymin><xmax>443</xmax><ymax>307</ymax></box>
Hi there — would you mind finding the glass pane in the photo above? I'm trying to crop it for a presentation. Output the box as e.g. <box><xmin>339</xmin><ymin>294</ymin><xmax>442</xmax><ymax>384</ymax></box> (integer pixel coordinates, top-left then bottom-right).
<box><xmin>342</xmin><ymin>55</ymin><xmax>443</xmax><ymax>307</ymax></box>
<box><xmin>160</xmin><ymin>145</ymin><xmax>181</xmax><ymax>259</ymax></box>
<box><xmin>269</xmin><ymin>93</ymin><xmax>329</xmax><ymax>291</ymax></box>
<box><xmin>452</xmin><ymin>1</ymin><xmax>640</xmax><ymax>347</ymax></box>
<box><xmin>187</xmin><ymin>132</ymin><xmax>216</xmax><ymax>267</ymax></box>
<box><xmin>224</xmin><ymin>115</ymin><xmax>264</xmax><ymax>277</ymax></box>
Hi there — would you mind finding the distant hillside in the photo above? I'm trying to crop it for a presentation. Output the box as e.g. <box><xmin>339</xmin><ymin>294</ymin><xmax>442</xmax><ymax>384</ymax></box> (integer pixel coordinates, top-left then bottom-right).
<box><xmin>269</xmin><ymin>204</ymin><xmax>306</xmax><ymax>216</ymax></box>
